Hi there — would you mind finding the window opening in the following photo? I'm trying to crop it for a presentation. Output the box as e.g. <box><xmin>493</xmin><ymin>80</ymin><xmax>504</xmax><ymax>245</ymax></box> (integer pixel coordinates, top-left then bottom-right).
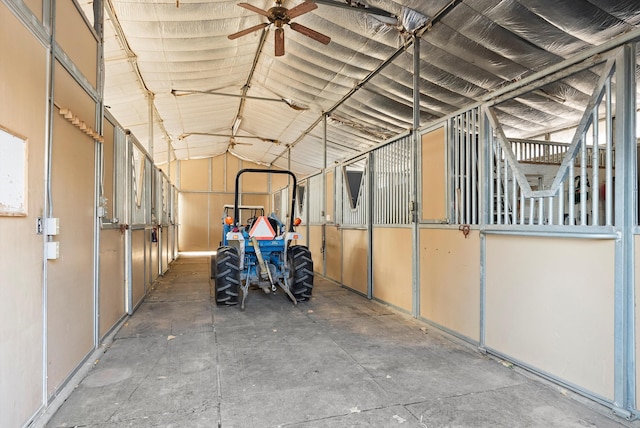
<box><xmin>343</xmin><ymin>159</ymin><xmax>366</xmax><ymax>210</ymax></box>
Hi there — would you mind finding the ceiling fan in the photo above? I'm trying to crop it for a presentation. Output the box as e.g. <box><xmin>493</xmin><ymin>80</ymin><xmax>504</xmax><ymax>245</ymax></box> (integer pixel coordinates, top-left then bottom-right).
<box><xmin>228</xmin><ymin>0</ymin><xmax>331</xmax><ymax>56</ymax></box>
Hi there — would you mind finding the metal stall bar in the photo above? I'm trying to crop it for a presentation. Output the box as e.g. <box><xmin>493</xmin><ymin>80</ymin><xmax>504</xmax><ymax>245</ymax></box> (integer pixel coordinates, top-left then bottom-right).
<box><xmin>489</xmin><ymin>132</ymin><xmax>495</xmax><ymax>224</ymax></box>
<box><xmin>528</xmin><ymin>193</ymin><xmax>535</xmax><ymax>225</ymax></box>
<box><xmin>496</xmin><ymin>142</ymin><xmax>502</xmax><ymax>224</ymax></box>
<box><xmin>592</xmin><ymin>108</ymin><xmax>600</xmax><ymax>226</ymax></box>
<box><xmin>568</xmin><ymin>159</ymin><xmax>575</xmax><ymax>225</ymax></box>
<box><xmin>519</xmin><ymin>187</ymin><xmax>525</xmax><ymax>224</ymax></box>
<box><xmin>472</xmin><ymin>109</ymin><xmax>478</xmax><ymax>224</ymax></box>
<box><xmin>453</xmin><ymin>115</ymin><xmax>459</xmax><ymax>223</ymax></box>
<box><xmin>503</xmin><ymin>155</ymin><xmax>509</xmax><ymax>224</ymax></box>
<box><xmin>580</xmin><ymin>133</ymin><xmax>588</xmax><ymax>225</ymax></box>
<box><xmin>558</xmin><ymin>182</ymin><xmax>565</xmax><ymax>225</ymax></box>
<box><xmin>465</xmin><ymin>111</ymin><xmax>471</xmax><ymax>224</ymax></box>
<box><xmin>537</xmin><ymin>197</ymin><xmax>544</xmax><ymax>225</ymax></box>
<box><xmin>512</xmin><ymin>159</ymin><xmax>517</xmax><ymax>224</ymax></box>
<box><xmin>605</xmin><ymin>79</ymin><xmax>613</xmax><ymax>226</ymax></box>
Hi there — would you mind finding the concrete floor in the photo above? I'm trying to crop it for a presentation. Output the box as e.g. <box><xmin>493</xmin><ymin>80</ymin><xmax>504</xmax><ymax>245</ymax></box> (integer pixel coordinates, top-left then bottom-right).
<box><xmin>46</xmin><ymin>256</ymin><xmax>633</xmax><ymax>428</ymax></box>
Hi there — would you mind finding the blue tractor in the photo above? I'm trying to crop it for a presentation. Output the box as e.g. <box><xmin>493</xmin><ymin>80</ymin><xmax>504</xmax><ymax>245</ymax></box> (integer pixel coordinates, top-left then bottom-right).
<box><xmin>210</xmin><ymin>168</ymin><xmax>314</xmax><ymax>309</ymax></box>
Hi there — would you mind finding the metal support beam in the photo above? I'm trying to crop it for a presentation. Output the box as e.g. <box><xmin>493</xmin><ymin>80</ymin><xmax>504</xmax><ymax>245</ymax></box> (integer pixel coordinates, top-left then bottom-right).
<box><xmin>411</xmin><ymin>35</ymin><xmax>421</xmax><ymax>317</ymax></box>
<box><xmin>613</xmin><ymin>43</ymin><xmax>637</xmax><ymax>418</ymax></box>
<box><xmin>322</xmin><ymin>114</ymin><xmax>327</xmax><ymax>276</ymax></box>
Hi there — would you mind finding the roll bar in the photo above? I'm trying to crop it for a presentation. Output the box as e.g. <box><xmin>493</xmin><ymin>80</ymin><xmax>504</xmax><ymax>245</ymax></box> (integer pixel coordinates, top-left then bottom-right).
<box><xmin>234</xmin><ymin>168</ymin><xmax>298</xmax><ymax>232</ymax></box>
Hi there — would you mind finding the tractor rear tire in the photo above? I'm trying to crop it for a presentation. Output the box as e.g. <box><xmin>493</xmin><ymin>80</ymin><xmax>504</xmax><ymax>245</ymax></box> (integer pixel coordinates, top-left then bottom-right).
<box><xmin>210</xmin><ymin>254</ymin><xmax>216</xmax><ymax>279</ymax></box>
<box><xmin>215</xmin><ymin>246</ymin><xmax>240</xmax><ymax>306</ymax></box>
<box><xmin>289</xmin><ymin>245</ymin><xmax>314</xmax><ymax>301</ymax></box>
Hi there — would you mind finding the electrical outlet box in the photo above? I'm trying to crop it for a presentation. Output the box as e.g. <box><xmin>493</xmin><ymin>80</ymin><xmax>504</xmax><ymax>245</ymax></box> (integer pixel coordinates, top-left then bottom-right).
<box><xmin>46</xmin><ymin>241</ymin><xmax>59</xmax><ymax>260</ymax></box>
<box><xmin>46</xmin><ymin>218</ymin><xmax>60</xmax><ymax>235</ymax></box>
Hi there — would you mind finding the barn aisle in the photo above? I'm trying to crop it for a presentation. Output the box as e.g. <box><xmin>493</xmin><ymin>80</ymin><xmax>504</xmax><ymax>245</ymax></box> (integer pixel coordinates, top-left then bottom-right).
<box><xmin>46</xmin><ymin>256</ymin><xmax>627</xmax><ymax>427</ymax></box>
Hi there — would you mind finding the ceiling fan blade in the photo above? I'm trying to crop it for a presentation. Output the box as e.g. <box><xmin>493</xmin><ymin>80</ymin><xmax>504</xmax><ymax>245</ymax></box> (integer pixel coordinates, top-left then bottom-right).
<box><xmin>238</xmin><ymin>2</ymin><xmax>270</xmax><ymax>17</ymax></box>
<box><xmin>287</xmin><ymin>1</ymin><xmax>317</xmax><ymax>19</ymax></box>
<box><xmin>275</xmin><ymin>28</ymin><xmax>285</xmax><ymax>56</ymax></box>
<box><xmin>228</xmin><ymin>22</ymin><xmax>269</xmax><ymax>40</ymax></box>
<box><xmin>289</xmin><ymin>22</ymin><xmax>331</xmax><ymax>45</ymax></box>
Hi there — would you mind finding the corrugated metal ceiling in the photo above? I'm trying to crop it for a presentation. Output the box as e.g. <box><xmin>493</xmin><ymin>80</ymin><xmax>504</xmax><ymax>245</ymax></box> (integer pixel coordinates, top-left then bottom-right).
<box><xmin>80</xmin><ymin>0</ymin><xmax>640</xmax><ymax>176</ymax></box>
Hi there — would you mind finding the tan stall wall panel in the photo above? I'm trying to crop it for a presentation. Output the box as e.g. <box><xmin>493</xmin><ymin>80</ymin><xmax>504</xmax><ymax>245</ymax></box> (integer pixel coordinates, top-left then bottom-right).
<box><xmin>99</xmin><ymin>229</ymin><xmax>125</xmax><ymax>337</ymax></box>
<box><xmin>55</xmin><ymin>0</ymin><xmax>97</xmax><ymax>88</ymax></box>
<box><xmin>421</xmin><ymin>127</ymin><xmax>447</xmax><ymax>221</ymax></box>
<box><xmin>169</xmin><ymin>161</ymin><xmax>178</xmax><ymax>186</ymax></box>
<box><xmin>131</xmin><ymin>230</ymin><xmax>146</xmax><ymax>307</ymax></box>
<box><xmin>209</xmin><ymin>194</ymin><xmax>234</xmax><ymax>249</ymax></box>
<box><xmin>0</xmin><ymin>7</ymin><xmax>47</xmax><ymax>426</ymax></box>
<box><xmin>373</xmin><ymin>228</ymin><xmax>412</xmax><ymax>312</ymax></box>
<box><xmin>241</xmin><ymin>194</ymin><xmax>269</xmax><ymax>211</ymax></box>
<box><xmin>47</xmin><ymin>113</ymin><xmax>95</xmax><ymax>396</ymax></box>
<box><xmin>272</xmin><ymin>169</ymin><xmax>290</xmax><ymax>191</ymax></box>
<box><xmin>342</xmin><ymin>229</ymin><xmax>368</xmax><ymax>295</ymax></box>
<box><xmin>294</xmin><ymin>229</ymin><xmax>307</xmax><ymax>247</ymax></box>
<box><xmin>180</xmin><ymin>158</ymin><xmax>210</xmax><ymax>191</ymax></box>
<box><xmin>309</xmin><ymin>225</ymin><xmax>324</xmax><ymax>274</ymax></box>
<box><xmin>635</xmin><ymin>235</ymin><xmax>640</xmax><ymax>408</ymax></box>
<box><xmin>103</xmin><ymin>120</ymin><xmax>115</xmax><ymax>217</ymax></box>
<box><xmin>226</xmin><ymin>155</ymin><xmax>241</xmax><ymax>193</ymax></box>
<box><xmin>325</xmin><ymin>225</ymin><xmax>342</xmax><ymax>282</ymax></box>
<box><xmin>240</xmin><ymin>162</ymin><xmax>269</xmax><ymax>193</ymax></box>
<box><xmin>54</xmin><ymin>62</ymin><xmax>96</xmax><ymax>127</ymax></box>
<box><xmin>24</xmin><ymin>0</ymin><xmax>42</xmax><ymax>21</ymax></box>
<box><xmin>178</xmin><ymin>193</ymin><xmax>209</xmax><ymax>251</ymax></box>
<box><xmin>326</xmin><ymin>170</ymin><xmax>334</xmax><ymax>222</ymax></box>
<box><xmin>486</xmin><ymin>235</ymin><xmax>614</xmax><ymax>400</ymax></box>
<box><xmin>420</xmin><ymin>228</ymin><xmax>480</xmax><ymax>341</ymax></box>
<box><xmin>211</xmin><ymin>155</ymin><xmax>225</xmax><ymax>191</ymax></box>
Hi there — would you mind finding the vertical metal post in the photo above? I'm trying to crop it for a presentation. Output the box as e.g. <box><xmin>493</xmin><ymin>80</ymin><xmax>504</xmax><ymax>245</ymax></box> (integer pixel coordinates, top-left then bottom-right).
<box><xmin>411</xmin><ymin>35</ymin><xmax>421</xmax><ymax>317</ymax></box>
<box><xmin>367</xmin><ymin>151</ymin><xmax>374</xmax><ymax>300</ymax></box>
<box><xmin>322</xmin><ymin>114</ymin><xmax>327</xmax><ymax>277</ymax></box>
<box><xmin>125</xmin><ymin>134</ymin><xmax>133</xmax><ymax>315</ymax></box>
<box><xmin>93</xmin><ymin>0</ymin><xmax>105</xmax><ymax>346</ymax></box>
<box><xmin>592</xmin><ymin>108</ymin><xmax>600</xmax><ymax>225</ymax></box>
<box><xmin>613</xmin><ymin>43</ymin><xmax>636</xmax><ymax>418</ymax></box>
<box><xmin>42</xmin><ymin>0</ymin><xmax>56</xmax><ymax>403</ymax></box>
<box><xmin>479</xmin><ymin>108</ymin><xmax>490</xmax><ymax>349</ymax></box>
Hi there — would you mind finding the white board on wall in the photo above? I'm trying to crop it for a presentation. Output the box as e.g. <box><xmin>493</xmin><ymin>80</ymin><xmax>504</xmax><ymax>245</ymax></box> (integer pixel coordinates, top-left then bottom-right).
<box><xmin>0</xmin><ymin>127</ymin><xmax>27</xmax><ymax>216</ymax></box>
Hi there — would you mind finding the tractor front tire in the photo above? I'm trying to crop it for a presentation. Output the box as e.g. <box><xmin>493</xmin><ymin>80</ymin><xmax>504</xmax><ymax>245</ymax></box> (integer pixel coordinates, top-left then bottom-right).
<box><xmin>289</xmin><ymin>245</ymin><xmax>314</xmax><ymax>301</ymax></box>
<box><xmin>215</xmin><ymin>246</ymin><xmax>240</xmax><ymax>306</ymax></box>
